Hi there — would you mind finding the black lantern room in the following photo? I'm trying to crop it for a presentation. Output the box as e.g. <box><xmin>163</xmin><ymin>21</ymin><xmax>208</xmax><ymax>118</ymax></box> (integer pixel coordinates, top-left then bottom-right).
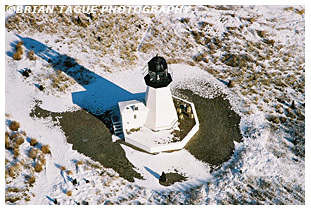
<box><xmin>144</xmin><ymin>56</ymin><xmax>172</xmax><ymax>88</ymax></box>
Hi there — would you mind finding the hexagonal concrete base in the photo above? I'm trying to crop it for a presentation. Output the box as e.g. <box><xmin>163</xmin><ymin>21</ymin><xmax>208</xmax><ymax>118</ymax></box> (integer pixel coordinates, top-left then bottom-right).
<box><xmin>123</xmin><ymin>96</ymin><xmax>199</xmax><ymax>153</ymax></box>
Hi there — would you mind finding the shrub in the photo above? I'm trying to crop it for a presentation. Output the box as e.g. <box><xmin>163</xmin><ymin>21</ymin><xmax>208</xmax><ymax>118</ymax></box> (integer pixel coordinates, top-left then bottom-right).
<box><xmin>13</xmin><ymin>41</ymin><xmax>23</xmax><ymax>60</ymax></box>
<box><xmin>27</xmin><ymin>50</ymin><xmax>37</xmax><ymax>60</ymax></box>
<box><xmin>180</xmin><ymin>17</ymin><xmax>190</xmax><ymax>24</ymax></box>
<box><xmin>8</xmin><ymin>165</ymin><xmax>18</xmax><ymax>178</ymax></box>
<box><xmin>16</xmin><ymin>137</ymin><xmax>24</xmax><ymax>146</ymax></box>
<box><xmin>76</xmin><ymin>160</ymin><xmax>83</xmax><ymax>165</ymax></box>
<box><xmin>193</xmin><ymin>53</ymin><xmax>205</xmax><ymax>62</ymax></box>
<box><xmin>30</xmin><ymin>138</ymin><xmax>38</xmax><ymax>146</ymax></box>
<box><xmin>295</xmin><ymin>9</ymin><xmax>305</xmax><ymax>15</ymax></box>
<box><xmin>5</xmin><ymin>195</ymin><xmax>22</xmax><ymax>203</ymax></box>
<box><xmin>257</xmin><ymin>30</ymin><xmax>267</xmax><ymax>38</ymax></box>
<box><xmin>5</xmin><ymin>135</ymin><xmax>11</xmax><ymax>149</ymax></box>
<box><xmin>13</xmin><ymin>148</ymin><xmax>20</xmax><ymax>158</ymax></box>
<box><xmin>66</xmin><ymin>190</ymin><xmax>72</xmax><ymax>196</ymax></box>
<box><xmin>227</xmin><ymin>80</ymin><xmax>234</xmax><ymax>88</ymax></box>
<box><xmin>28</xmin><ymin>148</ymin><xmax>38</xmax><ymax>159</ymax></box>
<box><xmin>37</xmin><ymin>153</ymin><xmax>46</xmax><ymax>165</ymax></box>
<box><xmin>27</xmin><ymin>175</ymin><xmax>36</xmax><ymax>185</ymax></box>
<box><xmin>16</xmin><ymin>40</ymin><xmax>23</xmax><ymax>48</ymax></box>
<box><xmin>34</xmin><ymin>162</ymin><xmax>43</xmax><ymax>173</ymax></box>
<box><xmin>9</xmin><ymin>121</ymin><xmax>20</xmax><ymax>131</ymax></box>
<box><xmin>186</xmin><ymin>61</ymin><xmax>196</xmax><ymax>66</ymax></box>
<box><xmin>41</xmin><ymin>144</ymin><xmax>51</xmax><ymax>154</ymax></box>
<box><xmin>279</xmin><ymin>116</ymin><xmax>287</xmax><ymax>123</ymax></box>
<box><xmin>66</xmin><ymin>170</ymin><xmax>73</xmax><ymax>175</ymax></box>
<box><xmin>25</xmin><ymin>195</ymin><xmax>31</xmax><ymax>202</ymax></box>
<box><xmin>267</xmin><ymin>115</ymin><xmax>280</xmax><ymax>124</ymax></box>
<box><xmin>13</xmin><ymin>50</ymin><xmax>23</xmax><ymax>60</ymax></box>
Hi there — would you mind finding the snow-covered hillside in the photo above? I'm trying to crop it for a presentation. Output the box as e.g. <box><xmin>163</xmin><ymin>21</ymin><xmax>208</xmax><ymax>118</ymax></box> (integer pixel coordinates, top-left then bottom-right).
<box><xmin>5</xmin><ymin>5</ymin><xmax>304</xmax><ymax>204</ymax></box>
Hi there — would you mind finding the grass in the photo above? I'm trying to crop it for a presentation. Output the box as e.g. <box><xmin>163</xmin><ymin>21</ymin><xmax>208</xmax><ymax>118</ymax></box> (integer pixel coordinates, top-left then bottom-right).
<box><xmin>41</xmin><ymin>144</ymin><xmax>51</xmax><ymax>154</ymax></box>
<box><xmin>5</xmin><ymin>117</ymin><xmax>65</xmax><ymax>204</ymax></box>
<box><xmin>30</xmin><ymin>138</ymin><xmax>38</xmax><ymax>146</ymax></box>
<box><xmin>27</xmin><ymin>50</ymin><xmax>37</xmax><ymax>60</ymax></box>
<box><xmin>28</xmin><ymin>148</ymin><xmax>39</xmax><ymax>159</ymax></box>
<box><xmin>13</xmin><ymin>148</ymin><xmax>20</xmax><ymax>158</ymax></box>
<box><xmin>34</xmin><ymin>162</ymin><xmax>43</xmax><ymax>173</ymax></box>
<box><xmin>16</xmin><ymin>137</ymin><xmax>25</xmax><ymax>146</ymax></box>
<box><xmin>13</xmin><ymin>50</ymin><xmax>23</xmax><ymax>60</ymax></box>
<box><xmin>60</xmin><ymin>166</ymin><xmax>66</xmax><ymax>171</ymax></box>
<box><xmin>9</xmin><ymin>121</ymin><xmax>20</xmax><ymax>131</ymax></box>
<box><xmin>12</xmin><ymin>41</ymin><xmax>24</xmax><ymax>60</ymax></box>
<box><xmin>27</xmin><ymin>175</ymin><xmax>36</xmax><ymax>185</ymax></box>
<box><xmin>5</xmin><ymin>195</ymin><xmax>22</xmax><ymax>203</ymax></box>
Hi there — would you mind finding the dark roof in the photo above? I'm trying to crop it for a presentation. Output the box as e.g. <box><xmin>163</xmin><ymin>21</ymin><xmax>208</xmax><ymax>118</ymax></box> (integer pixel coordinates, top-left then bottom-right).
<box><xmin>148</xmin><ymin>56</ymin><xmax>167</xmax><ymax>72</ymax></box>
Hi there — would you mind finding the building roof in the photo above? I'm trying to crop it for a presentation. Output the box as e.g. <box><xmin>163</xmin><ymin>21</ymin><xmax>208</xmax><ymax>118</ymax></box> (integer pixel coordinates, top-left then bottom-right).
<box><xmin>118</xmin><ymin>100</ymin><xmax>149</xmax><ymax>114</ymax></box>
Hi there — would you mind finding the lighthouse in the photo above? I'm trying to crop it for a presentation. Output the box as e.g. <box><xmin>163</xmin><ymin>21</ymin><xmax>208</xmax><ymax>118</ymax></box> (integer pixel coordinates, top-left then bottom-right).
<box><xmin>143</xmin><ymin>56</ymin><xmax>178</xmax><ymax>131</ymax></box>
<box><xmin>115</xmin><ymin>55</ymin><xmax>199</xmax><ymax>153</ymax></box>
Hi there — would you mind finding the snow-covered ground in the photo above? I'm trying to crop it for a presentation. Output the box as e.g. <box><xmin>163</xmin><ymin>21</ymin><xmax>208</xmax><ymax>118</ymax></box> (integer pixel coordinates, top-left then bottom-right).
<box><xmin>5</xmin><ymin>5</ymin><xmax>305</xmax><ymax>204</ymax></box>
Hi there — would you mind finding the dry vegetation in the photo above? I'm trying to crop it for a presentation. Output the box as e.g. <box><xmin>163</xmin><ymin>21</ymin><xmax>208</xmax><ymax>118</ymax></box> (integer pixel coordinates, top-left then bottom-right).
<box><xmin>6</xmin><ymin>6</ymin><xmax>147</xmax><ymax>69</ymax></box>
<box><xmin>27</xmin><ymin>50</ymin><xmax>37</xmax><ymax>60</ymax></box>
<box><xmin>13</xmin><ymin>41</ymin><xmax>24</xmax><ymax>60</ymax></box>
<box><xmin>5</xmin><ymin>5</ymin><xmax>304</xmax><ymax>204</ymax></box>
<box><xmin>5</xmin><ymin>117</ymin><xmax>51</xmax><ymax>204</ymax></box>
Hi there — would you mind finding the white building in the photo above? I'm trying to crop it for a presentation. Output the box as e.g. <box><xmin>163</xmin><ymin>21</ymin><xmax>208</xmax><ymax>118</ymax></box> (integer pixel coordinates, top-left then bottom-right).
<box><xmin>118</xmin><ymin>100</ymin><xmax>149</xmax><ymax>134</ymax></box>
<box><xmin>118</xmin><ymin>56</ymin><xmax>178</xmax><ymax>135</ymax></box>
<box><xmin>114</xmin><ymin>56</ymin><xmax>199</xmax><ymax>153</ymax></box>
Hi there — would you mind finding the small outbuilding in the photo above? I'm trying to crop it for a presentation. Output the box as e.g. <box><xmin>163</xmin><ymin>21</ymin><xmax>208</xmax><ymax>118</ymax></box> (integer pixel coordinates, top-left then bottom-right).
<box><xmin>118</xmin><ymin>100</ymin><xmax>149</xmax><ymax>134</ymax></box>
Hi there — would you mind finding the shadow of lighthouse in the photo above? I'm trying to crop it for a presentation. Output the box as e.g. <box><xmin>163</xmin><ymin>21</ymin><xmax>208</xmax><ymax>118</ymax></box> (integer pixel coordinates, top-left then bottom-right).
<box><xmin>14</xmin><ymin>35</ymin><xmax>145</xmax><ymax>131</ymax></box>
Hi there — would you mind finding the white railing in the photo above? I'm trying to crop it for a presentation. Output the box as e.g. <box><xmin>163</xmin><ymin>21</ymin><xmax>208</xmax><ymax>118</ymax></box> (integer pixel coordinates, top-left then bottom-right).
<box><xmin>141</xmin><ymin>65</ymin><xmax>148</xmax><ymax>77</ymax></box>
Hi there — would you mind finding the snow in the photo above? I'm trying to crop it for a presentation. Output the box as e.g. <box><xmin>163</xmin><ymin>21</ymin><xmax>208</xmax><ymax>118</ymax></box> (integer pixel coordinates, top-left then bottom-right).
<box><xmin>121</xmin><ymin>144</ymin><xmax>212</xmax><ymax>189</ymax></box>
<box><xmin>5</xmin><ymin>5</ymin><xmax>305</xmax><ymax>205</ymax></box>
<box><xmin>127</xmin><ymin>125</ymin><xmax>176</xmax><ymax>145</ymax></box>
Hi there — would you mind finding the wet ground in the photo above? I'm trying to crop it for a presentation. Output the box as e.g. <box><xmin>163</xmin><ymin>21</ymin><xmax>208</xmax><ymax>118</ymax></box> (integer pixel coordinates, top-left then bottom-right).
<box><xmin>179</xmin><ymin>89</ymin><xmax>242</xmax><ymax>167</ymax></box>
<box><xmin>30</xmin><ymin>104</ymin><xmax>142</xmax><ymax>182</ymax></box>
<box><xmin>30</xmin><ymin>89</ymin><xmax>241</xmax><ymax>182</ymax></box>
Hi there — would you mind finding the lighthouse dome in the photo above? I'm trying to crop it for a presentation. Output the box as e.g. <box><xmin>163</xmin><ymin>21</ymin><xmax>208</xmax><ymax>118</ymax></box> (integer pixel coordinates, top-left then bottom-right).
<box><xmin>148</xmin><ymin>56</ymin><xmax>168</xmax><ymax>72</ymax></box>
<box><xmin>144</xmin><ymin>56</ymin><xmax>172</xmax><ymax>88</ymax></box>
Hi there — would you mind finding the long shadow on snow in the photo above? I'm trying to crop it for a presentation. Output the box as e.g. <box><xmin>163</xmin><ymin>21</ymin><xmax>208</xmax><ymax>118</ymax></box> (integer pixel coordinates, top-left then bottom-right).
<box><xmin>14</xmin><ymin>35</ymin><xmax>145</xmax><ymax>118</ymax></box>
<box><xmin>15</xmin><ymin>35</ymin><xmax>144</xmax><ymax>181</ymax></box>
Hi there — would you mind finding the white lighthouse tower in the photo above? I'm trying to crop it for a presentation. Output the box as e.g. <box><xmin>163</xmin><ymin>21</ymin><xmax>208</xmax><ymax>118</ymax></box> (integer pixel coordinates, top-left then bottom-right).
<box><xmin>143</xmin><ymin>56</ymin><xmax>178</xmax><ymax>131</ymax></box>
